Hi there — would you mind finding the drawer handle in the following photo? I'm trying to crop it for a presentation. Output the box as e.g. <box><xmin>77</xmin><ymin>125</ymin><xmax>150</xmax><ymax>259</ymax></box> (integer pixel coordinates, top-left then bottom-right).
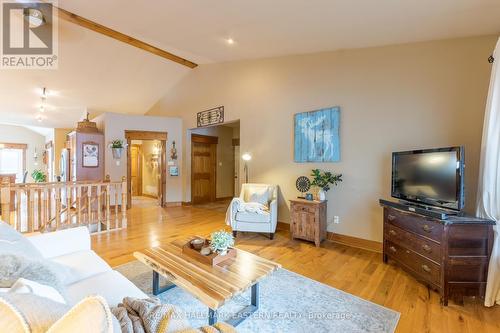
<box><xmin>421</xmin><ymin>244</ymin><xmax>432</xmax><ymax>252</ymax></box>
<box><xmin>387</xmin><ymin>214</ymin><xmax>396</xmax><ymax>221</ymax></box>
<box><xmin>389</xmin><ymin>230</ymin><xmax>397</xmax><ymax>236</ymax></box>
<box><xmin>389</xmin><ymin>246</ymin><xmax>397</xmax><ymax>253</ymax></box>
<box><xmin>421</xmin><ymin>264</ymin><xmax>431</xmax><ymax>273</ymax></box>
<box><xmin>422</xmin><ymin>224</ymin><xmax>433</xmax><ymax>233</ymax></box>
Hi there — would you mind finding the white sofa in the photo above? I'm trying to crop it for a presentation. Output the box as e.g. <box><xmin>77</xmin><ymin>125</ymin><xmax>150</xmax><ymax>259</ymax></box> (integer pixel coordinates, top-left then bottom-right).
<box><xmin>228</xmin><ymin>183</ymin><xmax>278</xmax><ymax>239</ymax></box>
<box><xmin>26</xmin><ymin>227</ymin><xmax>148</xmax><ymax>308</ymax></box>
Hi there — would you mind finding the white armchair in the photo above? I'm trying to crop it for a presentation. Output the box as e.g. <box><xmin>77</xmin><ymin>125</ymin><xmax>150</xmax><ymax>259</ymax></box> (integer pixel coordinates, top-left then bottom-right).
<box><xmin>229</xmin><ymin>183</ymin><xmax>278</xmax><ymax>239</ymax></box>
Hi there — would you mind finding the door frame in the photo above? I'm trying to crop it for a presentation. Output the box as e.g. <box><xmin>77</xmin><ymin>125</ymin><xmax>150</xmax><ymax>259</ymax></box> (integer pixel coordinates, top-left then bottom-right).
<box><xmin>191</xmin><ymin>134</ymin><xmax>218</xmax><ymax>204</ymax></box>
<box><xmin>130</xmin><ymin>144</ymin><xmax>143</xmax><ymax>197</ymax></box>
<box><xmin>125</xmin><ymin>130</ymin><xmax>167</xmax><ymax>208</ymax></box>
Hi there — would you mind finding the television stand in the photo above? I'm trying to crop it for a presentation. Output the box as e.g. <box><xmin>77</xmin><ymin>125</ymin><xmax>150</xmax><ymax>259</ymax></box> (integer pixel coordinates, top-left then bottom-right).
<box><xmin>380</xmin><ymin>200</ymin><xmax>495</xmax><ymax>305</ymax></box>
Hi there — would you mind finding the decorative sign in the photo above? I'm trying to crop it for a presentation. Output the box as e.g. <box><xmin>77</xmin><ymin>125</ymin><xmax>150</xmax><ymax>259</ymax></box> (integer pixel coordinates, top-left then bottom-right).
<box><xmin>169</xmin><ymin>166</ymin><xmax>179</xmax><ymax>176</ymax></box>
<box><xmin>197</xmin><ymin>106</ymin><xmax>224</xmax><ymax>127</ymax></box>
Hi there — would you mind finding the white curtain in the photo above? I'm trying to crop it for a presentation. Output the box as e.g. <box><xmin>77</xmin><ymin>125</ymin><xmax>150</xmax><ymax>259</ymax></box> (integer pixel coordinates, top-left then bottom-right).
<box><xmin>477</xmin><ymin>37</ymin><xmax>500</xmax><ymax>307</ymax></box>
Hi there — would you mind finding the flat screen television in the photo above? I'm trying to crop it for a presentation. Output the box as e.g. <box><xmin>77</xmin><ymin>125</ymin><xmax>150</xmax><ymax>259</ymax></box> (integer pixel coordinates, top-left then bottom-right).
<box><xmin>391</xmin><ymin>146</ymin><xmax>464</xmax><ymax>211</ymax></box>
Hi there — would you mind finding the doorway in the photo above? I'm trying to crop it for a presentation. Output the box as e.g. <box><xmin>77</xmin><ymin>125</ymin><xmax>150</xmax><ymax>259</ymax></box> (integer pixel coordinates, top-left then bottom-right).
<box><xmin>125</xmin><ymin>131</ymin><xmax>167</xmax><ymax>208</ymax></box>
<box><xmin>189</xmin><ymin>121</ymin><xmax>240</xmax><ymax>208</ymax></box>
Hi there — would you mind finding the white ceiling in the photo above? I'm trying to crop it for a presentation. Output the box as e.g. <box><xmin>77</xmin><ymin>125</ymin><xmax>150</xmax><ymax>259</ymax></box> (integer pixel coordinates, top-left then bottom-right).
<box><xmin>1</xmin><ymin>0</ymin><xmax>499</xmax><ymax>130</ymax></box>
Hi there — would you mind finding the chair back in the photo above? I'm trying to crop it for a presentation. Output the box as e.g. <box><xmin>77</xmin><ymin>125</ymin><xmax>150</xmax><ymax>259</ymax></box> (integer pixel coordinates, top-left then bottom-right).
<box><xmin>240</xmin><ymin>183</ymin><xmax>277</xmax><ymax>203</ymax></box>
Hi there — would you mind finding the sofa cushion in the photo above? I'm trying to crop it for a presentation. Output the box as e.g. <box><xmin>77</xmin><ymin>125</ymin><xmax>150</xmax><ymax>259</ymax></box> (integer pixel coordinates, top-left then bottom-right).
<box><xmin>235</xmin><ymin>211</ymin><xmax>271</xmax><ymax>223</ymax></box>
<box><xmin>0</xmin><ymin>221</ymin><xmax>42</xmax><ymax>259</ymax></box>
<box><xmin>66</xmin><ymin>270</ymin><xmax>147</xmax><ymax>307</ymax></box>
<box><xmin>50</xmin><ymin>250</ymin><xmax>112</xmax><ymax>285</ymax></box>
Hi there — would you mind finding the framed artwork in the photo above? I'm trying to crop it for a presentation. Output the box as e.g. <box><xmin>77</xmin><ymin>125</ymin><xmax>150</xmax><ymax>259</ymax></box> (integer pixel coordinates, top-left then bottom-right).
<box><xmin>82</xmin><ymin>142</ymin><xmax>99</xmax><ymax>168</ymax></box>
<box><xmin>294</xmin><ymin>106</ymin><xmax>340</xmax><ymax>162</ymax></box>
<box><xmin>169</xmin><ymin>166</ymin><xmax>179</xmax><ymax>176</ymax></box>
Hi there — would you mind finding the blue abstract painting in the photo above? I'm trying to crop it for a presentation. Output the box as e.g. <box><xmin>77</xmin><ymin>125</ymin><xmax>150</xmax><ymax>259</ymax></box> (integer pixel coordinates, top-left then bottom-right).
<box><xmin>294</xmin><ymin>107</ymin><xmax>340</xmax><ymax>162</ymax></box>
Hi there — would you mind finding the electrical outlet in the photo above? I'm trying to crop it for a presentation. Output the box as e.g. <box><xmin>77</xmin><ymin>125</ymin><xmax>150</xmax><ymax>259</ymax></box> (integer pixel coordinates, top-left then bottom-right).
<box><xmin>333</xmin><ymin>216</ymin><xmax>340</xmax><ymax>224</ymax></box>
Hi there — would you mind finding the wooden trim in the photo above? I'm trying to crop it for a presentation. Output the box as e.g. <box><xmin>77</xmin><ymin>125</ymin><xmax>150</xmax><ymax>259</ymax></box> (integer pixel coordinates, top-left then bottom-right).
<box><xmin>141</xmin><ymin>193</ymin><xmax>157</xmax><ymax>199</ymax></box>
<box><xmin>191</xmin><ymin>134</ymin><xmax>218</xmax><ymax>144</ymax></box>
<box><xmin>130</xmin><ymin>144</ymin><xmax>142</xmax><ymax>196</ymax></box>
<box><xmin>165</xmin><ymin>201</ymin><xmax>182</xmax><ymax>207</ymax></box>
<box><xmin>56</xmin><ymin>7</ymin><xmax>197</xmax><ymax>69</ymax></box>
<box><xmin>125</xmin><ymin>130</ymin><xmax>168</xmax><ymax>141</ymax></box>
<box><xmin>277</xmin><ymin>221</ymin><xmax>382</xmax><ymax>252</ymax></box>
<box><xmin>182</xmin><ymin>201</ymin><xmax>192</xmax><ymax>206</ymax></box>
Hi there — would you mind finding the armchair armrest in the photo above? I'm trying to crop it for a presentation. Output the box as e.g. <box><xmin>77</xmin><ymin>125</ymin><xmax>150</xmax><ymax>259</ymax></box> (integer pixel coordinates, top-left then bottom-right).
<box><xmin>27</xmin><ymin>226</ymin><xmax>91</xmax><ymax>259</ymax></box>
<box><xmin>269</xmin><ymin>199</ymin><xmax>278</xmax><ymax>232</ymax></box>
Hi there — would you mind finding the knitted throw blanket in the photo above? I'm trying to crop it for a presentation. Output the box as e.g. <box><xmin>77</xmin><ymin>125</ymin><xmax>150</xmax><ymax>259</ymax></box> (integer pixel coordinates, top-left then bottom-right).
<box><xmin>111</xmin><ymin>297</ymin><xmax>237</xmax><ymax>333</ymax></box>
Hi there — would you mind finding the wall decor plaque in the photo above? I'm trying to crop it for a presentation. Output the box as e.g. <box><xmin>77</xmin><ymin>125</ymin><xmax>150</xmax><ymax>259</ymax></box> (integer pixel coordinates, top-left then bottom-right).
<box><xmin>197</xmin><ymin>106</ymin><xmax>224</xmax><ymax>127</ymax></box>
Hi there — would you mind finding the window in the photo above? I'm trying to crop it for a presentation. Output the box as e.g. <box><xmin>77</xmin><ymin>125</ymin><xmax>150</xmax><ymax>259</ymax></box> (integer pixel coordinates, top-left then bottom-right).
<box><xmin>0</xmin><ymin>143</ymin><xmax>26</xmax><ymax>182</ymax></box>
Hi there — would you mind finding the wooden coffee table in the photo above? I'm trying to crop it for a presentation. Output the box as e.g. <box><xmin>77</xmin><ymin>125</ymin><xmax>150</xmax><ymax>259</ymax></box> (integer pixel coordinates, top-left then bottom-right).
<box><xmin>134</xmin><ymin>237</ymin><xmax>281</xmax><ymax>326</ymax></box>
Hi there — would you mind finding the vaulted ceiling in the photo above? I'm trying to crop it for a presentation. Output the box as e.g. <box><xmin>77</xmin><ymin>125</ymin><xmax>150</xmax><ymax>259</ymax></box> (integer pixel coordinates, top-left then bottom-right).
<box><xmin>1</xmin><ymin>0</ymin><xmax>499</xmax><ymax>129</ymax></box>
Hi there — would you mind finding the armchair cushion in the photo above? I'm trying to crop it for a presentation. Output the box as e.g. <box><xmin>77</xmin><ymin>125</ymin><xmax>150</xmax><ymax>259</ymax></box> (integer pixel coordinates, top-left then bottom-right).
<box><xmin>235</xmin><ymin>211</ymin><xmax>271</xmax><ymax>223</ymax></box>
<box><xmin>246</xmin><ymin>187</ymin><xmax>270</xmax><ymax>206</ymax></box>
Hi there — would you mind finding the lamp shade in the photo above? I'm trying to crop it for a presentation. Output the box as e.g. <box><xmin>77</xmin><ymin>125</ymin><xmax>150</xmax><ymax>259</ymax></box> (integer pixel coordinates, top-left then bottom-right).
<box><xmin>242</xmin><ymin>153</ymin><xmax>252</xmax><ymax>161</ymax></box>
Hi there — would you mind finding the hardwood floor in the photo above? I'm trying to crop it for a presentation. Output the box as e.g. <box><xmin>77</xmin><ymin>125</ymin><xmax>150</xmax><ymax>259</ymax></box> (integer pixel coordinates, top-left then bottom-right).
<box><xmin>92</xmin><ymin>202</ymin><xmax>500</xmax><ymax>333</ymax></box>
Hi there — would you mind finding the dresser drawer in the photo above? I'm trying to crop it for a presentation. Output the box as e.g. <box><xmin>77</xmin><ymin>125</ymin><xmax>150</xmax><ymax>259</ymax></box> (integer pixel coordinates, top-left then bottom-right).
<box><xmin>386</xmin><ymin>240</ymin><xmax>441</xmax><ymax>286</ymax></box>
<box><xmin>384</xmin><ymin>208</ymin><xmax>443</xmax><ymax>242</ymax></box>
<box><xmin>385</xmin><ymin>223</ymin><xmax>441</xmax><ymax>263</ymax></box>
<box><xmin>291</xmin><ymin>203</ymin><xmax>316</xmax><ymax>214</ymax></box>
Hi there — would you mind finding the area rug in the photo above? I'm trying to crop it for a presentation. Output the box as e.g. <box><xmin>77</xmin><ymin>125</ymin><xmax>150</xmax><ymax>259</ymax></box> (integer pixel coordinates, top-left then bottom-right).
<box><xmin>116</xmin><ymin>260</ymin><xmax>400</xmax><ymax>333</ymax></box>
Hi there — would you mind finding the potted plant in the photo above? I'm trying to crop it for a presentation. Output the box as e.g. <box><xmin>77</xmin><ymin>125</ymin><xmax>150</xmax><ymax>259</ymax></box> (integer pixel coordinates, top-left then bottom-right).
<box><xmin>31</xmin><ymin>170</ymin><xmax>47</xmax><ymax>183</ymax></box>
<box><xmin>109</xmin><ymin>140</ymin><xmax>126</xmax><ymax>159</ymax></box>
<box><xmin>210</xmin><ymin>230</ymin><xmax>235</xmax><ymax>256</ymax></box>
<box><xmin>311</xmin><ymin>169</ymin><xmax>342</xmax><ymax>201</ymax></box>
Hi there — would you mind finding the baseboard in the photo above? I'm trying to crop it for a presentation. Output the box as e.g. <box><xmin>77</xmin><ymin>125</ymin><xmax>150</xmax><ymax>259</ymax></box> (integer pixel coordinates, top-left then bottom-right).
<box><xmin>277</xmin><ymin>221</ymin><xmax>382</xmax><ymax>253</ymax></box>
<box><xmin>165</xmin><ymin>202</ymin><xmax>182</xmax><ymax>207</ymax></box>
<box><xmin>182</xmin><ymin>201</ymin><xmax>192</xmax><ymax>206</ymax></box>
<box><xmin>141</xmin><ymin>193</ymin><xmax>158</xmax><ymax>199</ymax></box>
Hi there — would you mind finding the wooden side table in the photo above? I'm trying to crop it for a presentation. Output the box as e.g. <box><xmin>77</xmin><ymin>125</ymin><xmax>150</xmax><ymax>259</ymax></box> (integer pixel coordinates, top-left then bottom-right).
<box><xmin>289</xmin><ymin>199</ymin><xmax>327</xmax><ymax>247</ymax></box>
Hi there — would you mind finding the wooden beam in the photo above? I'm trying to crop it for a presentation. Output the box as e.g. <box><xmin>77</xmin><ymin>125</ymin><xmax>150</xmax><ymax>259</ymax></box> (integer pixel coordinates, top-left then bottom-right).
<box><xmin>56</xmin><ymin>7</ymin><xmax>198</xmax><ymax>69</ymax></box>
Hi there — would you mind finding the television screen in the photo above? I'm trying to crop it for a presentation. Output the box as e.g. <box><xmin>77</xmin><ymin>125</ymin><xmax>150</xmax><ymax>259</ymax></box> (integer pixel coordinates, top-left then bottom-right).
<box><xmin>391</xmin><ymin>147</ymin><xmax>464</xmax><ymax>211</ymax></box>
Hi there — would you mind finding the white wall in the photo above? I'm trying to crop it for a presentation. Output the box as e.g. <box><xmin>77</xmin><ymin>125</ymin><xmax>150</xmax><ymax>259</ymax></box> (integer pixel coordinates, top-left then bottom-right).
<box><xmin>0</xmin><ymin>124</ymin><xmax>46</xmax><ymax>181</ymax></box>
<box><xmin>95</xmin><ymin>112</ymin><xmax>183</xmax><ymax>203</ymax></box>
<box><xmin>148</xmin><ymin>35</ymin><xmax>496</xmax><ymax>242</ymax></box>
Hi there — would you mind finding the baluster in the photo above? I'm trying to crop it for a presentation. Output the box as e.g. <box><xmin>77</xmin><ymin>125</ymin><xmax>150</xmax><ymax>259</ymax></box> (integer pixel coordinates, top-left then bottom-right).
<box><xmin>66</xmin><ymin>184</ymin><xmax>71</xmax><ymax>225</ymax></box>
<box><xmin>114</xmin><ymin>184</ymin><xmax>119</xmax><ymax>229</ymax></box>
<box><xmin>96</xmin><ymin>184</ymin><xmax>102</xmax><ymax>232</ymax></box>
<box><xmin>121</xmin><ymin>176</ymin><xmax>127</xmax><ymax>228</ymax></box>
<box><xmin>15</xmin><ymin>188</ymin><xmax>23</xmax><ymax>232</ymax></box>
<box><xmin>55</xmin><ymin>185</ymin><xmax>62</xmax><ymax>230</ymax></box>
<box><xmin>0</xmin><ymin>179</ymin><xmax>11</xmax><ymax>226</ymax></box>
<box><xmin>77</xmin><ymin>186</ymin><xmax>82</xmax><ymax>226</ymax></box>
<box><xmin>87</xmin><ymin>185</ymin><xmax>92</xmax><ymax>225</ymax></box>
<box><xmin>36</xmin><ymin>189</ymin><xmax>42</xmax><ymax>231</ymax></box>
<box><xmin>106</xmin><ymin>183</ymin><xmax>111</xmax><ymax>231</ymax></box>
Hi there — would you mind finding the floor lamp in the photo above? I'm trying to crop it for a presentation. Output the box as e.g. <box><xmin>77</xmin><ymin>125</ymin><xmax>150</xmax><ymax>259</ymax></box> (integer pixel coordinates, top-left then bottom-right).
<box><xmin>242</xmin><ymin>153</ymin><xmax>252</xmax><ymax>183</ymax></box>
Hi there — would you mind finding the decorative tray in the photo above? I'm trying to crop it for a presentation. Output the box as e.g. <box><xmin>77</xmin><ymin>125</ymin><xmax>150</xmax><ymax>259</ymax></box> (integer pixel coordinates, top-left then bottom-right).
<box><xmin>181</xmin><ymin>238</ymin><xmax>236</xmax><ymax>266</ymax></box>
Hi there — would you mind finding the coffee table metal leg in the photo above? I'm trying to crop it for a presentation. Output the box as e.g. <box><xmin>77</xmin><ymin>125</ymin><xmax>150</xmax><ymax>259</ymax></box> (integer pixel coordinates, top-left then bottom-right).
<box><xmin>208</xmin><ymin>308</ymin><xmax>218</xmax><ymax>325</ymax></box>
<box><xmin>152</xmin><ymin>271</ymin><xmax>176</xmax><ymax>296</ymax></box>
<box><xmin>225</xmin><ymin>283</ymin><xmax>260</xmax><ymax>327</ymax></box>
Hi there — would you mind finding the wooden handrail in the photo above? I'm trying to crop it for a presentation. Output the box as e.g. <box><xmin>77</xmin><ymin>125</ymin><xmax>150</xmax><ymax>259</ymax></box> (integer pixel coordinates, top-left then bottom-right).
<box><xmin>0</xmin><ymin>176</ymin><xmax>127</xmax><ymax>234</ymax></box>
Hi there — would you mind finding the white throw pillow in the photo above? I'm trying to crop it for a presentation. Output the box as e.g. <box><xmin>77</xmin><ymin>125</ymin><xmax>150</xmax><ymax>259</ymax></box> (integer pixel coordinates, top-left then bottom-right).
<box><xmin>248</xmin><ymin>187</ymin><xmax>270</xmax><ymax>206</ymax></box>
<box><xmin>9</xmin><ymin>278</ymin><xmax>66</xmax><ymax>304</ymax></box>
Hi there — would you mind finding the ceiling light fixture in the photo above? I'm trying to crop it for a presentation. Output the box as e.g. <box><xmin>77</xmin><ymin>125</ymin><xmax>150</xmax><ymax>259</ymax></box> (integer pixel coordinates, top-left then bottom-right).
<box><xmin>24</xmin><ymin>8</ymin><xmax>45</xmax><ymax>28</ymax></box>
<box><xmin>226</xmin><ymin>38</ymin><xmax>235</xmax><ymax>45</ymax></box>
<box><xmin>36</xmin><ymin>114</ymin><xmax>43</xmax><ymax>122</ymax></box>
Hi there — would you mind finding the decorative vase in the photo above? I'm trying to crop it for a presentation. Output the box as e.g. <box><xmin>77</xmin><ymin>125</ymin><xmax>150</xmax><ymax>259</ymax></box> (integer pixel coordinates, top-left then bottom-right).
<box><xmin>112</xmin><ymin>147</ymin><xmax>123</xmax><ymax>159</ymax></box>
<box><xmin>318</xmin><ymin>189</ymin><xmax>326</xmax><ymax>201</ymax></box>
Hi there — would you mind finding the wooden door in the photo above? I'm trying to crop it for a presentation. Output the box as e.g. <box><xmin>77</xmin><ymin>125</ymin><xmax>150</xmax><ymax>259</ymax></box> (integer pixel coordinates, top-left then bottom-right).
<box><xmin>191</xmin><ymin>134</ymin><xmax>218</xmax><ymax>204</ymax></box>
<box><xmin>130</xmin><ymin>145</ymin><xmax>142</xmax><ymax>196</ymax></box>
<box><xmin>158</xmin><ymin>140</ymin><xmax>166</xmax><ymax>207</ymax></box>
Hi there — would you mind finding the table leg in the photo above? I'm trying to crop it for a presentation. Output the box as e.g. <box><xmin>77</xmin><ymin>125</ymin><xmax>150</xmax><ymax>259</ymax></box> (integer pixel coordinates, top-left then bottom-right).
<box><xmin>152</xmin><ymin>271</ymin><xmax>176</xmax><ymax>296</ymax></box>
<box><xmin>225</xmin><ymin>283</ymin><xmax>260</xmax><ymax>327</ymax></box>
<box><xmin>208</xmin><ymin>308</ymin><xmax>218</xmax><ymax>326</ymax></box>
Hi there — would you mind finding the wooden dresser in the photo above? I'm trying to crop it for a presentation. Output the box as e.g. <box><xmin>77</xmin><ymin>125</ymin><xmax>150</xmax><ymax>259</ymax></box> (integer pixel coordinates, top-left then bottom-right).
<box><xmin>289</xmin><ymin>199</ymin><xmax>327</xmax><ymax>247</ymax></box>
<box><xmin>381</xmin><ymin>204</ymin><xmax>495</xmax><ymax>305</ymax></box>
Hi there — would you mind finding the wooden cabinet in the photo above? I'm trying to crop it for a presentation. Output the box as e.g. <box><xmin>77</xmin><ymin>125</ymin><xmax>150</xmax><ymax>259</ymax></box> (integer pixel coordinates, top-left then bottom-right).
<box><xmin>381</xmin><ymin>205</ymin><xmax>495</xmax><ymax>305</ymax></box>
<box><xmin>289</xmin><ymin>199</ymin><xmax>327</xmax><ymax>247</ymax></box>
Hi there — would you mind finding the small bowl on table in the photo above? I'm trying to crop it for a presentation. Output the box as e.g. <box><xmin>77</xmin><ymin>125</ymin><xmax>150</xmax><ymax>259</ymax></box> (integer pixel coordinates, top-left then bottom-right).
<box><xmin>190</xmin><ymin>238</ymin><xmax>205</xmax><ymax>251</ymax></box>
